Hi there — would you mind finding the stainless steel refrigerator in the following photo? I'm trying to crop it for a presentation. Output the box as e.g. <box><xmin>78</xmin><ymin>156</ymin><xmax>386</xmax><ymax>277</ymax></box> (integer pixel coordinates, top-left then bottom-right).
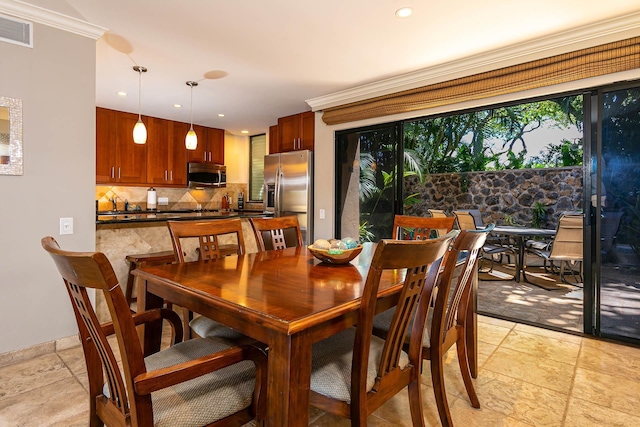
<box><xmin>263</xmin><ymin>150</ymin><xmax>313</xmax><ymax>245</ymax></box>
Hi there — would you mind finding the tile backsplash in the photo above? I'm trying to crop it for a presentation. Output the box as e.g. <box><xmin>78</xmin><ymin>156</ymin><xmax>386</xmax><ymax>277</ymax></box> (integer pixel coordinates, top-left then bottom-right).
<box><xmin>96</xmin><ymin>184</ymin><xmax>260</xmax><ymax>211</ymax></box>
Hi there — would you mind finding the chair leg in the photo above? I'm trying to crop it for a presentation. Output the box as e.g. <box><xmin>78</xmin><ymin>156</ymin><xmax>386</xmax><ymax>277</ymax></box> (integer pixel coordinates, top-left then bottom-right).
<box><xmin>182</xmin><ymin>307</ymin><xmax>193</xmax><ymax>340</ymax></box>
<box><xmin>125</xmin><ymin>262</ymin><xmax>136</xmax><ymax>310</ymax></box>
<box><xmin>408</xmin><ymin>377</ymin><xmax>426</xmax><ymax>427</ymax></box>
<box><xmin>431</xmin><ymin>351</ymin><xmax>454</xmax><ymax>427</ymax></box>
<box><xmin>456</xmin><ymin>335</ymin><xmax>480</xmax><ymax>408</ymax></box>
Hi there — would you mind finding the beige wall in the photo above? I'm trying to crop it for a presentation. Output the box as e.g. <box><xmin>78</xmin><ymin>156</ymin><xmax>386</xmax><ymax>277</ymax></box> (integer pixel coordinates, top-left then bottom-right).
<box><xmin>312</xmin><ymin>69</ymin><xmax>640</xmax><ymax>242</ymax></box>
<box><xmin>224</xmin><ymin>132</ymin><xmax>249</xmax><ymax>184</ymax></box>
<box><xmin>0</xmin><ymin>23</ymin><xmax>96</xmax><ymax>354</ymax></box>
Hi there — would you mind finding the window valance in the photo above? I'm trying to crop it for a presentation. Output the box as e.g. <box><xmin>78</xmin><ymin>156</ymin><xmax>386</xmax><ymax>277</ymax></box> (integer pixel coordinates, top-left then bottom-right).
<box><xmin>322</xmin><ymin>36</ymin><xmax>640</xmax><ymax>125</ymax></box>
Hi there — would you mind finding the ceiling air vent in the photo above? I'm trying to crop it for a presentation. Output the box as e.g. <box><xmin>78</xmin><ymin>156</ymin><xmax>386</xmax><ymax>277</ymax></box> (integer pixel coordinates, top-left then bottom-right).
<box><xmin>0</xmin><ymin>13</ymin><xmax>32</xmax><ymax>48</ymax></box>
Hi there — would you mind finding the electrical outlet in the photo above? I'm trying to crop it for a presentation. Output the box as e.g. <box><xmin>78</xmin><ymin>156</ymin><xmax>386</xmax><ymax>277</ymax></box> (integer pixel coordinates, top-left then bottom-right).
<box><xmin>319</xmin><ymin>209</ymin><xmax>325</xmax><ymax>219</ymax></box>
<box><xmin>60</xmin><ymin>217</ymin><xmax>74</xmax><ymax>235</ymax></box>
<box><xmin>158</xmin><ymin>197</ymin><xmax>169</xmax><ymax>205</ymax></box>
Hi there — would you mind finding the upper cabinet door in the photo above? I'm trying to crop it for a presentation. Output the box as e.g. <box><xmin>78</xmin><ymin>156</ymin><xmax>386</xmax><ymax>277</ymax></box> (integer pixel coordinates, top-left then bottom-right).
<box><xmin>186</xmin><ymin>124</ymin><xmax>207</xmax><ymax>163</ymax></box>
<box><xmin>115</xmin><ymin>111</ymin><xmax>148</xmax><ymax>184</ymax></box>
<box><xmin>299</xmin><ymin>111</ymin><xmax>315</xmax><ymax>151</ymax></box>
<box><xmin>96</xmin><ymin>107</ymin><xmax>117</xmax><ymax>183</ymax></box>
<box><xmin>269</xmin><ymin>125</ymin><xmax>280</xmax><ymax>154</ymax></box>
<box><xmin>170</xmin><ymin>121</ymin><xmax>189</xmax><ymax>185</ymax></box>
<box><xmin>278</xmin><ymin>114</ymin><xmax>300</xmax><ymax>153</ymax></box>
<box><xmin>206</xmin><ymin>127</ymin><xmax>225</xmax><ymax>164</ymax></box>
<box><xmin>146</xmin><ymin>117</ymin><xmax>171</xmax><ymax>185</ymax></box>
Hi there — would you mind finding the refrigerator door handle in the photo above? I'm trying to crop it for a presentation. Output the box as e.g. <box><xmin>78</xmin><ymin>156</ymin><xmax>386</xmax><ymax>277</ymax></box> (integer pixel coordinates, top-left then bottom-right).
<box><xmin>275</xmin><ymin>166</ymin><xmax>282</xmax><ymax>216</ymax></box>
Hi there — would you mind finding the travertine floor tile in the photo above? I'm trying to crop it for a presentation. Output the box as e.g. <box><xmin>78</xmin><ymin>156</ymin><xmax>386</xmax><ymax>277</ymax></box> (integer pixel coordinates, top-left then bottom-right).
<box><xmin>483</xmin><ymin>347</ymin><xmax>575</xmax><ymax>394</ymax></box>
<box><xmin>478</xmin><ymin>315</ymin><xmax>517</xmax><ymax>329</ymax></box>
<box><xmin>513</xmin><ymin>323</ymin><xmax>584</xmax><ymax>344</ymax></box>
<box><xmin>478</xmin><ymin>324</ymin><xmax>513</xmax><ymax>345</ymax></box>
<box><xmin>564</xmin><ymin>396</ymin><xmax>640</xmax><ymax>427</ymax></box>
<box><xmin>470</xmin><ymin>370</ymin><xmax>567</xmax><ymax>426</ymax></box>
<box><xmin>371</xmin><ymin>386</ymin><xmax>450</xmax><ymax>427</ymax></box>
<box><xmin>0</xmin><ymin>353</ymin><xmax>71</xmax><ymax>399</ymax></box>
<box><xmin>578</xmin><ymin>339</ymin><xmax>640</xmax><ymax>382</ymax></box>
<box><xmin>500</xmin><ymin>329</ymin><xmax>581</xmax><ymax>365</ymax></box>
<box><xmin>571</xmin><ymin>368</ymin><xmax>640</xmax><ymax>416</ymax></box>
<box><xmin>0</xmin><ymin>377</ymin><xmax>88</xmax><ymax>426</ymax></box>
<box><xmin>449</xmin><ymin>399</ymin><xmax>535</xmax><ymax>427</ymax></box>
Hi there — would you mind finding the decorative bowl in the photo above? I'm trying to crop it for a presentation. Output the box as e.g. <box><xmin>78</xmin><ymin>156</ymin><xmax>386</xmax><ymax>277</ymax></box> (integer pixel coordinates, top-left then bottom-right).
<box><xmin>308</xmin><ymin>244</ymin><xmax>363</xmax><ymax>265</ymax></box>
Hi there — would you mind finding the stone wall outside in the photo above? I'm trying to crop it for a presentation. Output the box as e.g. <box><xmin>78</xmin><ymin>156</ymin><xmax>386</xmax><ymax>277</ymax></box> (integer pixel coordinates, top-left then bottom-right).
<box><xmin>404</xmin><ymin>167</ymin><xmax>583</xmax><ymax>229</ymax></box>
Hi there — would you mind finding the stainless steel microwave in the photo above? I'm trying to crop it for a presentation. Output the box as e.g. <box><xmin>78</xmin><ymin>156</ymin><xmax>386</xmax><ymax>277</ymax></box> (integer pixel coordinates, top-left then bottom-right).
<box><xmin>187</xmin><ymin>162</ymin><xmax>226</xmax><ymax>188</ymax></box>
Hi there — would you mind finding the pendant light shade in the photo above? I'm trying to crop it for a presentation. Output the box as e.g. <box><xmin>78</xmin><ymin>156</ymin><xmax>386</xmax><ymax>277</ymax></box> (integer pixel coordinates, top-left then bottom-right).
<box><xmin>133</xmin><ymin>65</ymin><xmax>147</xmax><ymax>144</ymax></box>
<box><xmin>185</xmin><ymin>81</ymin><xmax>198</xmax><ymax>150</ymax></box>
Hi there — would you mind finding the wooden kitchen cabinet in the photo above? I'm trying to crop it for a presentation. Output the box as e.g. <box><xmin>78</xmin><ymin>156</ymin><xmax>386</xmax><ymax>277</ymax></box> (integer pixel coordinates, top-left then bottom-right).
<box><xmin>146</xmin><ymin>118</ymin><xmax>187</xmax><ymax>186</ymax></box>
<box><xmin>96</xmin><ymin>107</ymin><xmax>147</xmax><ymax>184</ymax></box>
<box><xmin>186</xmin><ymin>126</ymin><xmax>224</xmax><ymax>164</ymax></box>
<box><xmin>97</xmin><ymin>108</ymin><xmax>224</xmax><ymax>186</ymax></box>
<box><xmin>269</xmin><ymin>125</ymin><xmax>279</xmax><ymax>154</ymax></box>
<box><xmin>276</xmin><ymin>111</ymin><xmax>314</xmax><ymax>153</ymax></box>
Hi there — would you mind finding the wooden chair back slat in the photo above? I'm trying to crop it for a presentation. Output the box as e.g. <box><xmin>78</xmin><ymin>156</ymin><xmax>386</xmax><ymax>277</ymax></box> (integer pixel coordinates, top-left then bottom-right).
<box><xmin>250</xmin><ymin>216</ymin><xmax>304</xmax><ymax>252</ymax></box>
<box><xmin>167</xmin><ymin>219</ymin><xmax>245</xmax><ymax>263</ymax></box>
<box><xmin>393</xmin><ymin>215</ymin><xmax>456</xmax><ymax>240</ymax></box>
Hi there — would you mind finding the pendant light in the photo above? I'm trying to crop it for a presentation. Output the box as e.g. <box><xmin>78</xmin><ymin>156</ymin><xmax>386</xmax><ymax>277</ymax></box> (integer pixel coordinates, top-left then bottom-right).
<box><xmin>185</xmin><ymin>81</ymin><xmax>198</xmax><ymax>150</ymax></box>
<box><xmin>132</xmin><ymin>65</ymin><xmax>147</xmax><ymax>144</ymax></box>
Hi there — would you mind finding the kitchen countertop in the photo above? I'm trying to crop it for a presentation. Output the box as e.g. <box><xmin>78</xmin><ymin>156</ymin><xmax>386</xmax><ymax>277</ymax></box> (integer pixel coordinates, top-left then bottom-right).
<box><xmin>96</xmin><ymin>209</ymin><xmax>272</xmax><ymax>224</ymax></box>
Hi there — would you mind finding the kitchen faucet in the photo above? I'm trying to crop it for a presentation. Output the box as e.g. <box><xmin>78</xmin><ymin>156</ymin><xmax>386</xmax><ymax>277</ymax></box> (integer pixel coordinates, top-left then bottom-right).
<box><xmin>110</xmin><ymin>196</ymin><xmax>118</xmax><ymax>211</ymax></box>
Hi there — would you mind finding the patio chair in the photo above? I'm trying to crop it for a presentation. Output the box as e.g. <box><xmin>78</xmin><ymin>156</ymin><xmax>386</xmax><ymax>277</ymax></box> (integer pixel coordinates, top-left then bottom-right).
<box><xmin>372</xmin><ymin>226</ymin><xmax>493</xmax><ymax>426</ymax></box>
<box><xmin>528</xmin><ymin>213</ymin><xmax>583</xmax><ymax>284</ymax></box>
<box><xmin>41</xmin><ymin>236</ymin><xmax>267</xmax><ymax>427</ymax></box>
<box><xmin>428</xmin><ymin>209</ymin><xmax>449</xmax><ymax>218</ymax></box>
<box><xmin>309</xmin><ymin>232</ymin><xmax>456</xmax><ymax>425</ymax></box>
<box><xmin>454</xmin><ymin>211</ymin><xmax>513</xmax><ymax>271</ymax></box>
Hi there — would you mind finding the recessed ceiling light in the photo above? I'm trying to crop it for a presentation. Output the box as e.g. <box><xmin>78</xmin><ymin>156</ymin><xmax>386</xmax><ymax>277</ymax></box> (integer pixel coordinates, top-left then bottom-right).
<box><xmin>218</xmin><ymin>113</ymin><xmax>225</xmax><ymax>117</ymax></box>
<box><xmin>241</xmin><ymin>130</ymin><xmax>249</xmax><ymax>134</ymax></box>
<box><xmin>173</xmin><ymin>104</ymin><xmax>182</xmax><ymax>108</ymax></box>
<box><xmin>117</xmin><ymin>91</ymin><xmax>127</xmax><ymax>96</ymax></box>
<box><xmin>395</xmin><ymin>7</ymin><xmax>413</xmax><ymax>18</ymax></box>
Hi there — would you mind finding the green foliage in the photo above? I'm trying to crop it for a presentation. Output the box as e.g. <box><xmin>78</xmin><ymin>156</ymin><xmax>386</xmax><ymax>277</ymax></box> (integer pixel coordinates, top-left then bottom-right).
<box><xmin>531</xmin><ymin>202</ymin><xmax>547</xmax><ymax>228</ymax></box>
<box><xmin>403</xmin><ymin>95</ymin><xmax>583</xmax><ymax>174</ymax></box>
<box><xmin>359</xmin><ymin>221</ymin><xmax>376</xmax><ymax>242</ymax></box>
<box><xmin>526</xmin><ymin>139</ymin><xmax>583</xmax><ymax>168</ymax></box>
<box><xmin>503</xmin><ymin>214</ymin><xmax>518</xmax><ymax>226</ymax></box>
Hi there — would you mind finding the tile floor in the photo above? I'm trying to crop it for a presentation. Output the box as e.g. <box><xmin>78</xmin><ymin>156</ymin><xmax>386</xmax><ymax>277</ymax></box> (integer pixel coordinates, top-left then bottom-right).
<box><xmin>1</xmin><ymin>315</ymin><xmax>640</xmax><ymax>426</ymax></box>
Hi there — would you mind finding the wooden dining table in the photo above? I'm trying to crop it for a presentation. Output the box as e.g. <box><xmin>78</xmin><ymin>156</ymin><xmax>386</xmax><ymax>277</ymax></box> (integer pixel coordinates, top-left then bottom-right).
<box><xmin>133</xmin><ymin>243</ymin><xmax>478</xmax><ymax>427</ymax></box>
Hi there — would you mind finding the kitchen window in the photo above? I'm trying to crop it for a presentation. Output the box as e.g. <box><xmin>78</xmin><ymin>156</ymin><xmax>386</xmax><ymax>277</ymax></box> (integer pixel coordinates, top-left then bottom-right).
<box><xmin>249</xmin><ymin>133</ymin><xmax>266</xmax><ymax>201</ymax></box>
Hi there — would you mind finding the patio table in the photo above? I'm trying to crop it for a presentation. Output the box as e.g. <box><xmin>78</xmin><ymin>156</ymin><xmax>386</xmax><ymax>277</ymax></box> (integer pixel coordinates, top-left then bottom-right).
<box><xmin>492</xmin><ymin>226</ymin><xmax>556</xmax><ymax>284</ymax></box>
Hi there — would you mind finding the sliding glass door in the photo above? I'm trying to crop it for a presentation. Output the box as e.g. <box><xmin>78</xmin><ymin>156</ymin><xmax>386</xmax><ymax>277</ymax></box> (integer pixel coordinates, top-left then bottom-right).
<box><xmin>335</xmin><ymin>123</ymin><xmax>401</xmax><ymax>242</ymax></box>
<box><xmin>595</xmin><ymin>84</ymin><xmax>640</xmax><ymax>341</ymax></box>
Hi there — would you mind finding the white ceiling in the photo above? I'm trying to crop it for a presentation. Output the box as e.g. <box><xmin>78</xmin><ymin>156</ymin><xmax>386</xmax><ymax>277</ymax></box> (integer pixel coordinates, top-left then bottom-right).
<box><xmin>9</xmin><ymin>0</ymin><xmax>640</xmax><ymax>135</ymax></box>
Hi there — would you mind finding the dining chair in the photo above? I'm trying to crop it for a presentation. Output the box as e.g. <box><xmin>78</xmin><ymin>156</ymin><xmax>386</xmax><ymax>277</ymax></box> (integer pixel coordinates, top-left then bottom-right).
<box><xmin>249</xmin><ymin>215</ymin><xmax>304</xmax><ymax>251</ymax></box>
<box><xmin>41</xmin><ymin>236</ymin><xmax>267</xmax><ymax>427</ymax></box>
<box><xmin>528</xmin><ymin>213</ymin><xmax>583</xmax><ymax>284</ymax></box>
<box><xmin>373</xmin><ymin>225</ymin><xmax>494</xmax><ymax>427</ymax></box>
<box><xmin>167</xmin><ymin>219</ymin><xmax>251</xmax><ymax>342</ymax></box>
<box><xmin>393</xmin><ymin>214</ymin><xmax>456</xmax><ymax>239</ymax></box>
<box><xmin>309</xmin><ymin>231</ymin><xmax>457</xmax><ymax>426</ymax></box>
<box><xmin>167</xmin><ymin>218</ymin><xmax>245</xmax><ymax>263</ymax></box>
<box><xmin>454</xmin><ymin>210</ymin><xmax>513</xmax><ymax>271</ymax></box>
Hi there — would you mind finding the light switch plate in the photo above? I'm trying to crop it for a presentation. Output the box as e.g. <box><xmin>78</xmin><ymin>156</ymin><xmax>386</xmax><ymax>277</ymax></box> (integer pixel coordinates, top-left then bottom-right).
<box><xmin>158</xmin><ymin>196</ymin><xmax>169</xmax><ymax>205</ymax></box>
<box><xmin>60</xmin><ymin>217</ymin><xmax>73</xmax><ymax>235</ymax></box>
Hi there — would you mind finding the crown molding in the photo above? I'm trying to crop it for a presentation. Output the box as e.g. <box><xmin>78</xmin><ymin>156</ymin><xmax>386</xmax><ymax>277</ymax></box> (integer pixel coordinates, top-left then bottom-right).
<box><xmin>306</xmin><ymin>11</ymin><xmax>640</xmax><ymax>111</ymax></box>
<box><xmin>0</xmin><ymin>0</ymin><xmax>107</xmax><ymax>40</ymax></box>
